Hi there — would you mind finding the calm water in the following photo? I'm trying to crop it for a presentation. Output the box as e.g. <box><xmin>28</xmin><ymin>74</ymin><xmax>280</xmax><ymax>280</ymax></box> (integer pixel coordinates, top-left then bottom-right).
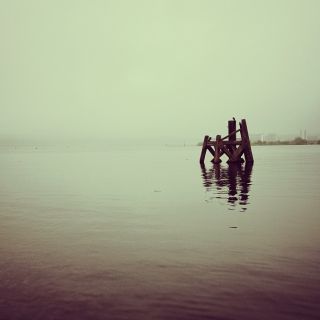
<box><xmin>0</xmin><ymin>145</ymin><xmax>319</xmax><ymax>320</ymax></box>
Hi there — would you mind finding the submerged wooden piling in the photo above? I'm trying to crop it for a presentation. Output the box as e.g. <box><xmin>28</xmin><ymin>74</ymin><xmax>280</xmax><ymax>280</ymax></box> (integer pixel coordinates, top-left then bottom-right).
<box><xmin>199</xmin><ymin>118</ymin><xmax>254</xmax><ymax>164</ymax></box>
<box><xmin>239</xmin><ymin>119</ymin><xmax>254</xmax><ymax>163</ymax></box>
<box><xmin>228</xmin><ymin>119</ymin><xmax>237</xmax><ymax>154</ymax></box>
<box><xmin>213</xmin><ymin>135</ymin><xmax>222</xmax><ymax>164</ymax></box>
<box><xmin>199</xmin><ymin>135</ymin><xmax>210</xmax><ymax>164</ymax></box>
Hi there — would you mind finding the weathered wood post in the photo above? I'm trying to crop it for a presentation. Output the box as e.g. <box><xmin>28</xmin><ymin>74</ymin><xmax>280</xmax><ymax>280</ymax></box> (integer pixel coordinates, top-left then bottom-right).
<box><xmin>199</xmin><ymin>135</ymin><xmax>210</xmax><ymax>164</ymax></box>
<box><xmin>213</xmin><ymin>135</ymin><xmax>222</xmax><ymax>163</ymax></box>
<box><xmin>240</xmin><ymin>119</ymin><xmax>254</xmax><ymax>163</ymax></box>
<box><xmin>228</xmin><ymin>119</ymin><xmax>237</xmax><ymax>154</ymax></box>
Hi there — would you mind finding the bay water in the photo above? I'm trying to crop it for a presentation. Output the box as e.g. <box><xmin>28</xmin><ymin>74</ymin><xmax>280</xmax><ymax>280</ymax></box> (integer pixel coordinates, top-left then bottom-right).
<box><xmin>0</xmin><ymin>145</ymin><xmax>319</xmax><ymax>319</ymax></box>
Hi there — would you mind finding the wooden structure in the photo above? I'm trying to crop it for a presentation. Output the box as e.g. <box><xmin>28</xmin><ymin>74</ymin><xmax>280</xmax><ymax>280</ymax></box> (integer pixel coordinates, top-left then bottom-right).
<box><xmin>199</xmin><ymin>119</ymin><xmax>254</xmax><ymax>164</ymax></box>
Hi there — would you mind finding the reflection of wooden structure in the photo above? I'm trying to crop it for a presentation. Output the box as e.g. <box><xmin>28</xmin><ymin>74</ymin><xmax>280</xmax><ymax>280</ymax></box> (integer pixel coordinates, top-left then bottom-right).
<box><xmin>200</xmin><ymin>162</ymin><xmax>253</xmax><ymax>211</ymax></box>
<box><xmin>199</xmin><ymin>119</ymin><xmax>254</xmax><ymax>164</ymax></box>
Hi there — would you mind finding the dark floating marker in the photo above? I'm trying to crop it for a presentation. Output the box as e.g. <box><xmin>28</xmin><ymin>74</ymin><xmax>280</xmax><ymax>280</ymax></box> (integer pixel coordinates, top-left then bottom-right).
<box><xmin>199</xmin><ymin>118</ymin><xmax>254</xmax><ymax>164</ymax></box>
<box><xmin>229</xmin><ymin>226</ymin><xmax>238</xmax><ymax>229</ymax></box>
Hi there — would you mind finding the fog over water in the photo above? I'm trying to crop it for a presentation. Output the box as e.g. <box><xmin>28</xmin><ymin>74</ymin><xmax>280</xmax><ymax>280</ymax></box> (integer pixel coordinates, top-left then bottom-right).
<box><xmin>1</xmin><ymin>0</ymin><xmax>320</xmax><ymax>143</ymax></box>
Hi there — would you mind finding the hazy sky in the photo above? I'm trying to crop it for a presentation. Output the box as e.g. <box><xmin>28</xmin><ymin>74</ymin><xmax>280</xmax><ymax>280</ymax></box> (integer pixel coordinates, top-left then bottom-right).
<box><xmin>1</xmin><ymin>0</ymin><xmax>320</xmax><ymax>142</ymax></box>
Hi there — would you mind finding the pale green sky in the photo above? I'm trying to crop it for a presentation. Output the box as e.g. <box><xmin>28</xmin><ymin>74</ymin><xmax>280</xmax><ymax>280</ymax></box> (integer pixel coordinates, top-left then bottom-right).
<box><xmin>1</xmin><ymin>0</ymin><xmax>319</xmax><ymax>142</ymax></box>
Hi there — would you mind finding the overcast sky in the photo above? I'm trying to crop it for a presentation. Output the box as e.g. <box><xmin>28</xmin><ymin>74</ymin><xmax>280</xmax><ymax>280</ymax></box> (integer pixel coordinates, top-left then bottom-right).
<box><xmin>1</xmin><ymin>0</ymin><xmax>319</xmax><ymax>143</ymax></box>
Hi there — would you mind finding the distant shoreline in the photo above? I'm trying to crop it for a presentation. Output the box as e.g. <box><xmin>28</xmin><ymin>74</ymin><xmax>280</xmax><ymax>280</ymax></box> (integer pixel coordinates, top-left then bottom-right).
<box><xmin>197</xmin><ymin>137</ymin><xmax>320</xmax><ymax>147</ymax></box>
<box><xmin>251</xmin><ymin>138</ymin><xmax>320</xmax><ymax>146</ymax></box>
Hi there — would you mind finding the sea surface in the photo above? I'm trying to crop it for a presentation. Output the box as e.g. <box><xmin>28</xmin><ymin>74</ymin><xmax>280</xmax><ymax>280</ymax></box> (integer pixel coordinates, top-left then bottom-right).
<box><xmin>0</xmin><ymin>145</ymin><xmax>319</xmax><ymax>320</ymax></box>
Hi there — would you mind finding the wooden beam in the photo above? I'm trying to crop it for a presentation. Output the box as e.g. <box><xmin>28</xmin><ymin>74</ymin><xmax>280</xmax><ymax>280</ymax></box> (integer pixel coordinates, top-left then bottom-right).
<box><xmin>228</xmin><ymin>119</ymin><xmax>237</xmax><ymax>154</ymax></box>
<box><xmin>228</xmin><ymin>144</ymin><xmax>245</xmax><ymax>163</ymax></box>
<box><xmin>228</xmin><ymin>120</ymin><xmax>237</xmax><ymax>141</ymax></box>
<box><xmin>220</xmin><ymin>142</ymin><xmax>233</xmax><ymax>159</ymax></box>
<box><xmin>208</xmin><ymin>141</ymin><xmax>241</xmax><ymax>146</ymax></box>
<box><xmin>199</xmin><ymin>135</ymin><xmax>209</xmax><ymax>163</ymax></box>
<box><xmin>221</xmin><ymin>129</ymin><xmax>241</xmax><ymax>141</ymax></box>
<box><xmin>207</xmin><ymin>146</ymin><xmax>215</xmax><ymax>157</ymax></box>
<box><xmin>213</xmin><ymin>135</ymin><xmax>222</xmax><ymax>163</ymax></box>
<box><xmin>221</xmin><ymin>141</ymin><xmax>242</xmax><ymax>146</ymax></box>
<box><xmin>240</xmin><ymin>119</ymin><xmax>254</xmax><ymax>163</ymax></box>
